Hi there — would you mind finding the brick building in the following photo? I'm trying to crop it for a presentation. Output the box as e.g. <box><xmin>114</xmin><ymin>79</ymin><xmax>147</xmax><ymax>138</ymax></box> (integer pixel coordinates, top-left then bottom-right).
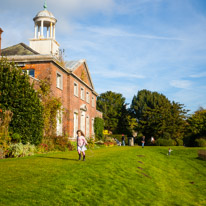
<box><xmin>1</xmin><ymin>4</ymin><xmax>102</xmax><ymax>139</ymax></box>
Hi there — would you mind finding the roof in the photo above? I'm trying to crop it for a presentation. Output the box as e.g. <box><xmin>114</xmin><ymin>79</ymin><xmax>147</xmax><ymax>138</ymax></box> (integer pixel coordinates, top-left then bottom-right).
<box><xmin>65</xmin><ymin>59</ymin><xmax>85</xmax><ymax>71</ymax></box>
<box><xmin>1</xmin><ymin>43</ymin><xmax>39</xmax><ymax>56</ymax></box>
<box><xmin>34</xmin><ymin>10</ymin><xmax>56</xmax><ymax>21</ymax></box>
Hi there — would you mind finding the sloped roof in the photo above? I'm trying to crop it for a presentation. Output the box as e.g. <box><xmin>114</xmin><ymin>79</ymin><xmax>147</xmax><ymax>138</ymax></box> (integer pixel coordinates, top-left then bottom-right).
<box><xmin>65</xmin><ymin>59</ymin><xmax>85</xmax><ymax>71</ymax></box>
<box><xmin>65</xmin><ymin>59</ymin><xmax>95</xmax><ymax>90</ymax></box>
<box><xmin>1</xmin><ymin>43</ymin><xmax>39</xmax><ymax>56</ymax></box>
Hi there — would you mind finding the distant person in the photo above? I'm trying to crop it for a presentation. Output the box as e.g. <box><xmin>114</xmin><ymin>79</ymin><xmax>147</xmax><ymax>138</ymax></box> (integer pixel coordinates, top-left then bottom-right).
<box><xmin>77</xmin><ymin>130</ymin><xmax>88</xmax><ymax>161</ymax></box>
<box><xmin>168</xmin><ymin>148</ymin><xmax>173</xmax><ymax>156</ymax></box>
<box><xmin>122</xmin><ymin>134</ymin><xmax>125</xmax><ymax>146</ymax></box>
<box><xmin>142</xmin><ymin>136</ymin><xmax>145</xmax><ymax>148</ymax></box>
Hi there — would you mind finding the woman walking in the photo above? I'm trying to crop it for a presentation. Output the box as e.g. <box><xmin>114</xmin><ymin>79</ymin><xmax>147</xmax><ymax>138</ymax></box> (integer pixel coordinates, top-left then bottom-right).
<box><xmin>77</xmin><ymin>130</ymin><xmax>88</xmax><ymax>161</ymax></box>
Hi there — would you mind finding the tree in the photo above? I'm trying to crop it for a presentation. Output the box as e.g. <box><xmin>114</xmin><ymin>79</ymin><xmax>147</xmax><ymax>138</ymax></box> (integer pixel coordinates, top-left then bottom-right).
<box><xmin>94</xmin><ymin>117</ymin><xmax>104</xmax><ymax>140</ymax></box>
<box><xmin>96</xmin><ymin>91</ymin><xmax>129</xmax><ymax>134</ymax></box>
<box><xmin>130</xmin><ymin>89</ymin><xmax>187</xmax><ymax>144</ymax></box>
<box><xmin>185</xmin><ymin>108</ymin><xmax>206</xmax><ymax>146</ymax></box>
<box><xmin>0</xmin><ymin>58</ymin><xmax>44</xmax><ymax>145</ymax></box>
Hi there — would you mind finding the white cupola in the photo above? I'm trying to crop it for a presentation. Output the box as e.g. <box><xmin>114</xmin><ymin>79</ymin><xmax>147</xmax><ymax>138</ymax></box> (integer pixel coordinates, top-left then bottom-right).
<box><xmin>29</xmin><ymin>1</ymin><xmax>60</xmax><ymax>57</ymax></box>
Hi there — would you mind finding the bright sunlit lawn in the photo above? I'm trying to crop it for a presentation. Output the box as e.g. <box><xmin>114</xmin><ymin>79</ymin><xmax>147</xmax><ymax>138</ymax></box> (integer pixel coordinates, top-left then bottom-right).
<box><xmin>0</xmin><ymin>146</ymin><xmax>206</xmax><ymax>206</ymax></box>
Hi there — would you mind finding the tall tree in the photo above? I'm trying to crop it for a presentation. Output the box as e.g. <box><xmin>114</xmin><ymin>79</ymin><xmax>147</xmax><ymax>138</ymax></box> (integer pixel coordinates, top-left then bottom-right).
<box><xmin>0</xmin><ymin>58</ymin><xmax>44</xmax><ymax>145</ymax></box>
<box><xmin>130</xmin><ymin>89</ymin><xmax>187</xmax><ymax>143</ymax></box>
<box><xmin>185</xmin><ymin>108</ymin><xmax>206</xmax><ymax>146</ymax></box>
<box><xmin>97</xmin><ymin>91</ymin><xmax>129</xmax><ymax>134</ymax></box>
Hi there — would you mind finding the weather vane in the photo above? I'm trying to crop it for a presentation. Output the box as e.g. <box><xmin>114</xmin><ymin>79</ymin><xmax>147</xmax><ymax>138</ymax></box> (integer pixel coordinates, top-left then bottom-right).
<box><xmin>43</xmin><ymin>0</ymin><xmax>47</xmax><ymax>10</ymax></box>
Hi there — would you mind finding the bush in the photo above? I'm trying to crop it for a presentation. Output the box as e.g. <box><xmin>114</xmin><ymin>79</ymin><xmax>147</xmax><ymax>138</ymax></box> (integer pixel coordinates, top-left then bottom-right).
<box><xmin>175</xmin><ymin>138</ymin><xmax>184</xmax><ymax>146</ymax></box>
<box><xmin>94</xmin><ymin>117</ymin><xmax>104</xmax><ymax>140</ymax></box>
<box><xmin>0</xmin><ymin>58</ymin><xmax>44</xmax><ymax>145</ymax></box>
<box><xmin>38</xmin><ymin>135</ymin><xmax>75</xmax><ymax>152</ymax></box>
<box><xmin>195</xmin><ymin>138</ymin><xmax>206</xmax><ymax>147</ymax></box>
<box><xmin>107</xmin><ymin>134</ymin><xmax>128</xmax><ymax>145</ymax></box>
<box><xmin>155</xmin><ymin>138</ymin><xmax>175</xmax><ymax>146</ymax></box>
<box><xmin>8</xmin><ymin>142</ymin><xmax>36</xmax><ymax>158</ymax></box>
<box><xmin>86</xmin><ymin>137</ymin><xmax>95</xmax><ymax>149</ymax></box>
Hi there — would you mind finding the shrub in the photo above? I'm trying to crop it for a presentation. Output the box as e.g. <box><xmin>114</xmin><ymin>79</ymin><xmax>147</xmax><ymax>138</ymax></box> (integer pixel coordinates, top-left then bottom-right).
<box><xmin>38</xmin><ymin>135</ymin><xmax>76</xmax><ymax>152</ymax></box>
<box><xmin>0</xmin><ymin>58</ymin><xmax>44</xmax><ymax>145</ymax></box>
<box><xmin>0</xmin><ymin>109</ymin><xmax>13</xmax><ymax>158</ymax></box>
<box><xmin>195</xmin><ymin>138</ymin><xmax>206</xmax><ymax>147</ymax></box>
<box><xmin>176</xmin><ymin>138</ymin><xmax>184</xmax><ymax>146</ymax></box>
<box><xmin>107</xmin><ymin>134</ymin><xmax>128</xmax><ymax>145</ymax></box>
<box><xmin>86</xmin><ymin>137</ymin><xmax>95</xmax><ymax>149</ymax></box>
<box><xmin>94</xmin><ymin>117</ymin><xmax>104</xmax><ymax>140</ymax></box>
<box><xmin>8</xmin><ymin>143</ymin><xmax>36</xmax><ymax>158</ymax></box>
<box><xmin>155</xmin><ymin>138</ymin><xmax>175</xmax><ymax>146</ymax></box>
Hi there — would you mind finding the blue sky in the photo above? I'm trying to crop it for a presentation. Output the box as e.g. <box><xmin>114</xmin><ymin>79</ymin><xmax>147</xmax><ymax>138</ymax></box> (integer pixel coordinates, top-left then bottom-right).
<box><xmin>1</xmin><ymin>0</ymin><xmax>206</xmax><ymax>113</ymax></box>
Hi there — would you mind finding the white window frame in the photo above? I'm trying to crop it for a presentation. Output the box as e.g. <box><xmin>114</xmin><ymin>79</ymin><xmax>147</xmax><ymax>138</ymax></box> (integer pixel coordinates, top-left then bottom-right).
<box><xmin>56</xmin><ymin>109</ymin><xmax>63</xmax><ymax>136</ymax></box>
<box><xmin>74</xmin><ymin>82</ymin><xmax>78</xmax><ymax>97</ymax></box>
<box><xmin>56</xmin><ymin>72</ymin><xmax>63</xmax><ymax>90</ymax></box>
<box><xmin>86</xmin><ymin>116</ymin><xmax>90</xmax><ymax>137</ymax></box>
<box><xmin>81</xmin><ymin>87</ymin><xmax>85</xmax><ymax>100</ymax></box>
<box><xmin>86</xmin><ymin>91</ymin><xmax>90</xmax><ymax>103</ymax></box>
<box><xmin>91</xmin><ymin>118</ymin><xmax>94</xmax><ymax>136</ymax></box>
<box><xmin>73</xmin><ymin>112</ymin><xmax>78</xmax><ymax>138</ymax></box>
<box><xmin>92</xmin><ymin>96</ymin><xmax>95</xmax><ymax>107</ymax></box>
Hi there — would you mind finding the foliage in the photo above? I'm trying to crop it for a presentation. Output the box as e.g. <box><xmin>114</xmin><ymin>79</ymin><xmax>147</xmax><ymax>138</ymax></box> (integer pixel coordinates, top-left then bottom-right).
<box><xmin>86</xmin><ymin>137</ymin><xmax>95</xmax><ymax>149</ymax></box>
<box><xmin>107</xmin><ymin>134</ymin><xmax>128</xmax><ymax>145</ymax></box>
<box><xmin>97</xmin><ymin>91</ymin><xmax>130</xmax><ymax>134</ymax></box>
<box><xmin>155</xmin><ymin>138</ymin><xmax>176</xmax><ymax>146</ymax></box>
<box><xmin>94</xmin><ymin>117</ymin><xmax>104</xmax><ymax>140</ymax></box>
<box><xmin>37</xmin><ymin>79</ymin><xmax>63</xmax><ymax>137</ymax></box>
<box><xmin>0</xmin><ymin>58</ymin><xmax>44</xmax><ymax>145</ymax></box>
<box><xmin>38</xmin><ymin>135</ymin><xmax>75</xmax><ymax>152</ymax></box>
<box><xmin>0</xmin><ymin>110</ymin><xmax>13</xmax><ymax>158</ymax></box>
<box><xmin>130</xmin><ymin>89</ymin><xmax>188</xmax><ymax>144</ymax></box>
<box><xmin>195</xmin><ymin>138</ymin><xmax>206</xmax><ymax>147</ymax></box>
<box><xmin>186</xmin><ymin>108</ymin><xmax>206</xmax><ymax>146</ymax></box>
<box><xmin>8</xmin><ymin>142</ymin><xmax>36</xmax><ymax>158</ymax></box>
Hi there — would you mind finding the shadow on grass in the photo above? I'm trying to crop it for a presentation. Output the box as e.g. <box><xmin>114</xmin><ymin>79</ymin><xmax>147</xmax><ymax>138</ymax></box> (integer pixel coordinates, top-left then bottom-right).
<box><xmin>37</xmin><ymin>156</ymin><xmax>78</xmax><ymax>161</ymax></box>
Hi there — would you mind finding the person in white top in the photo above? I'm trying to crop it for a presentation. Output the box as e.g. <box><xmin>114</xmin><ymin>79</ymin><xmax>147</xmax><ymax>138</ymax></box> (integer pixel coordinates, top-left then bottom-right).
<box><xmin>77</xmin><ymin>130</ymin><xmax>88</xmax><ymax>161</ymax></box>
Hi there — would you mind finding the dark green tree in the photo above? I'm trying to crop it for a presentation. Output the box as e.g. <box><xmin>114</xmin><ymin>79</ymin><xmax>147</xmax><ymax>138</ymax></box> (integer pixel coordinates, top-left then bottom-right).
<box><xmin>96</xmin><ymin>91</ymin><xmax>130</xmax><ymax>134</ymax></box>
<box><xmin>0</xmin><ymin>58</ymin><xmax>44</xmax><ymax>145</ymax></box>
<box><xmin>130</xmin><ymin>89</ymin><xmax>187</xmax><ymax>144</ymax></box>
<box><xmin>185</xmin><ymin>108</ymin><xmax>206</xmax><ymax>146</ymax></box>
<box><xmin>94</xmin><ymin>117</ymin><xmax>104</xmax><ymax>140</ymax></box>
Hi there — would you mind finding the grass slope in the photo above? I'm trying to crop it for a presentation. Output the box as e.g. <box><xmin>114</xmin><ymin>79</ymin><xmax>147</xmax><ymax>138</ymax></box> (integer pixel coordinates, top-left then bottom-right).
<box><xmin>0</xmin><ymin>146</ymin><xmax>206</xmax><ymax>206</ymax></box>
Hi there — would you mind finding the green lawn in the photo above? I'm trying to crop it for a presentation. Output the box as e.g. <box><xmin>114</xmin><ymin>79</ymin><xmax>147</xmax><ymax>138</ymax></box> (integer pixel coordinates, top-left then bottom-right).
<box><xmin>0</xmin><ymin>146</ymin><xmax>206</xmax><ymax>206</ymax></box>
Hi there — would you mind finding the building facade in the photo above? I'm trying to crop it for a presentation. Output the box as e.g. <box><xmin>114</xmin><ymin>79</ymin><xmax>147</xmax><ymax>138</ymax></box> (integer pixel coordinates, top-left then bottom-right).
<box><xmin>1</xmin><ymin>5</ymin><xmax>102</xmax><ymax>139</ymax></box>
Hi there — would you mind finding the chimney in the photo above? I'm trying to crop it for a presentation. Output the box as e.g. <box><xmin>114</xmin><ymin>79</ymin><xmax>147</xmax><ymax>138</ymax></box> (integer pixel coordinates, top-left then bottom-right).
<box><xmin>0</xmin><ymin>28</ymin><xmax>3</xmax><ymax>56</ymax></box>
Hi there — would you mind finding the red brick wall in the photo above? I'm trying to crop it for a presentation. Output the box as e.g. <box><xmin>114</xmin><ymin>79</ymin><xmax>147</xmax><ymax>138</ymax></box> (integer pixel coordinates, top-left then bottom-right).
<box><xmin>23</xmin><ymin>61</ymin><xmax>100</xmax><ymax>138</ymax></box>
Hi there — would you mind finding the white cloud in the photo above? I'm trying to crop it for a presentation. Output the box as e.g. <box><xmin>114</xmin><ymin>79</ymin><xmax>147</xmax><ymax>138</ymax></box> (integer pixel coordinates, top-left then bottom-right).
<box><xmin>170</xmin><ymin>80</ymin><xmax>192</xmax><ymax>89</ymax></box>
<box><xmin>190</xmin><ymin>72</ymin><xmax>206</xmax><ymax>78</ymax></box>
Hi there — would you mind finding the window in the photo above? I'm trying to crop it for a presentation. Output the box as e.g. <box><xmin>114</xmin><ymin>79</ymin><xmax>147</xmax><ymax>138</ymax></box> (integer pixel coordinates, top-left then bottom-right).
<box><xmin>91</xmin><ymin>118</ymin><xmax>94</xmax><ymax>136</ymax></box>
<box><xmin>56</xmin><ymin>110</ymin><xmax>62</xmax><ymax>136</ymax></box>
<box><xmin>86</xmin><ymin>91</ymin><xmax>90</xmax><ymax>103</ymax></box>
<box><xmin>22</xmin><ymin>69</ymin><xmax>35</xmax><ymax>77</ymax></box>
<box><xmin>81</xmin><ymin>87</ymin><xmax>85</xmax><ymax>100</ymax></box>
<box><xmin>73</xmin><ymin>112</ymin><xmax>78</xmax><ymax>137</ymax></box>
<box><xmin>56</xmin><ymin>72</ymin><xmax>63</xmax><ymax>89</ymax></box>
<box><xmin>92</xmin><ymin>96</ymin><xmax>95</xmax><ymax>107</ymax></box>
<box><xmin>86</xmin><ymin>116</ymin><xmax>89</xmax><ymax>137</ymax></box>
<box><xmin>74</xmin><ymin>82</ymin><xmax>78</xmax><ymax>96</ymax></box>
